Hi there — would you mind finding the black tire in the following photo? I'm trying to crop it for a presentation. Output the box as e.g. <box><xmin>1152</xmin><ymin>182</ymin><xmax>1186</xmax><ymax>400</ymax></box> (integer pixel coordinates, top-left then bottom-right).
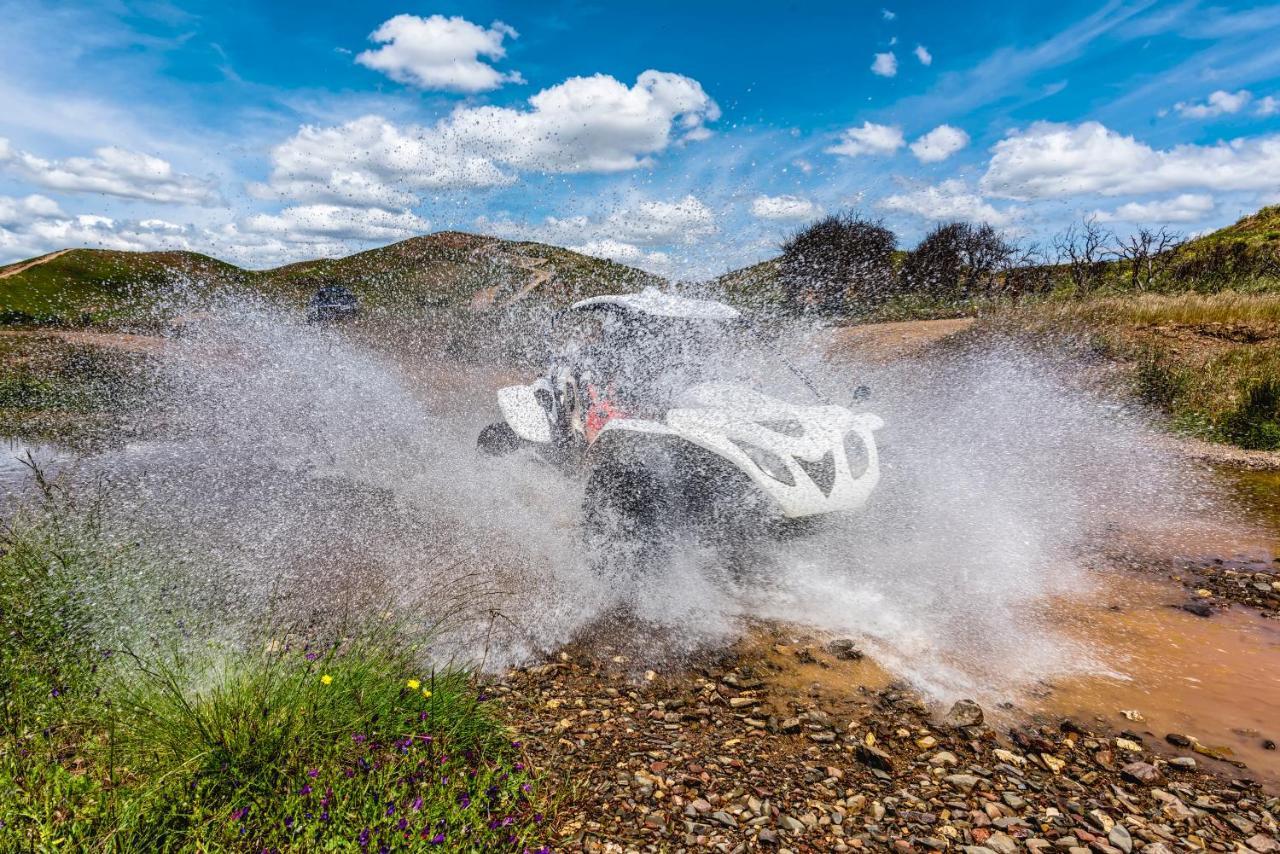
<box><xmin>582</xmin><ymin>443</ymin><xmax>672</xmax><ymax>571</ymax></box>
<box><xmin>477</xmin><ymin>422</ymin><xmax>522</xmax><ymax>456</ymax></box>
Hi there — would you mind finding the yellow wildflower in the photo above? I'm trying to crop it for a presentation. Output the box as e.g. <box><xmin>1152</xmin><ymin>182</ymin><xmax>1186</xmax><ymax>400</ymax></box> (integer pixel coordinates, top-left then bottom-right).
<box><xmin>320</xmin><ymin>674</ymin><xmax>333</xmax><ymax>685</ymax></box>
<box><xmin>407</xmin><ymin>678</ymin><xmax>421</xmax><ymax>691</ymax></box>
<box><xmin>422</xmin><ymin>688</ymin><xmax>432</xmax><ymax>699</ymax></box>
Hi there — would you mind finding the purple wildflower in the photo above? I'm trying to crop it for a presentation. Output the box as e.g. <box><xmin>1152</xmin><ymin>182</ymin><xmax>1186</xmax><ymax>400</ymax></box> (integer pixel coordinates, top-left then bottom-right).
<box><xmin>358</xmin><ymin>827</ymin><xmax>370</xmax><ymax>849</ymax></box>
<box><xmin>385</xmin><ymin>804</ymin><xmax>395</xmax><ymax>816</ymax></box>
<box><xmin>299</xmin><ymin>784</ymin><xmax>312</xmax><ymax>796</ymax></box>
<box><xmin>411</xmin><ymin>797</ymin><xmax>423</xmax><ymax>812</ymax></box>
<box><xmin>307</xmin><ymin>768</ymin><xmax>318</xmax><ymax>778</ymax></box>
<box><xmin>397</xmin><ymin>818</ymin><xmax>408</xmax><ymax>831</ymax></box>
<box><xmin>305</xmin><ymin>652</ymin><xmax>319</xmax><ymax>661</ymax></box>
<box><xmin>430</xmin><ymin>833</ymin><xmax>445</xmax><ymax>845</ymax></box>
<box><xmin>457</xmin><ymin>793</ymin><xmax>470</xmax><ymax>808</ymax></box>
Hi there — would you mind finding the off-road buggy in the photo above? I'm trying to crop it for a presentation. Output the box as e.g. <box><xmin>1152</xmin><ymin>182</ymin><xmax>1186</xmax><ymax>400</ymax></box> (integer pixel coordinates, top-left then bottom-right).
<box><xmin>478</xmin><ymin>288</ymin><xmax>882</xmax><ymax>541</ymax></box>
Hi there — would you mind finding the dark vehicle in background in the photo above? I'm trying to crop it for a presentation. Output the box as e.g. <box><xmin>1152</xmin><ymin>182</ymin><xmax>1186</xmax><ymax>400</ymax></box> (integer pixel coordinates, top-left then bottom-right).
<box><xmin>307</xmin><ymin>285</ymin><xmax>359</xmax><ymax>323</ymax></box>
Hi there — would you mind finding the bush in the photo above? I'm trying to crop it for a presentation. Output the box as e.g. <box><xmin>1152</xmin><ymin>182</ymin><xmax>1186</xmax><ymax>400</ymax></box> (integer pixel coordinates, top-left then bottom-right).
<box><xmin>902</xmin><ymin>221</ymin><xmax>1017</xmax><ymax>299</ymax></box>
<box><xmin>778</xmin><ymin>213</ymin><xmax>897</xmax><ymax>315</ymax></box>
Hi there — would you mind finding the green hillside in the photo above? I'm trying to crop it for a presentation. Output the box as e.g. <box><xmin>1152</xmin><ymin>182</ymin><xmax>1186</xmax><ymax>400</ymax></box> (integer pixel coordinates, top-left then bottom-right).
<box><xmin>0</xmin><ymin>233</ymin><xmax>662</xmax><ymax>327</ymax></box>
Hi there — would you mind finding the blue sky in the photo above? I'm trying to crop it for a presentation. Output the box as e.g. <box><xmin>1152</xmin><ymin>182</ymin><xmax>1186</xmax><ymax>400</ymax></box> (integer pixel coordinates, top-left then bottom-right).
<box><xmin>1</xmin><ymin>0</ymin><xmax>1279</xmax><ymax>276</ymax></box>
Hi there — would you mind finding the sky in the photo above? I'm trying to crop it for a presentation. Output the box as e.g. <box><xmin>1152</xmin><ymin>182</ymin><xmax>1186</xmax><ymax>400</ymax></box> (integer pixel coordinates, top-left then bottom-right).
<box><xmin>1</xmin><ymin>0</ymin><xmax>1279</xmax><ymax>278</ymax></box>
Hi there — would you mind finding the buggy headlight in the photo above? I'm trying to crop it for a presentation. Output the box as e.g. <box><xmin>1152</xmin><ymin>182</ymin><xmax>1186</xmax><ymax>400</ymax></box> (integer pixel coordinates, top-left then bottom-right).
<box><xmin>730</xmin><ymin>439</ymin><xmax>795</xmax><ymax>486</ymax></box>
<box><xmin>842</xmin><ymin>431</ymin><xmax>870</xmax><ymax>479</ymax></box>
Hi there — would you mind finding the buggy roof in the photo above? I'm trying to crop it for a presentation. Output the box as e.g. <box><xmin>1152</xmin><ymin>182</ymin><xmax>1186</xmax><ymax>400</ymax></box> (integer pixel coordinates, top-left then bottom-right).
<box><xmin>570</xmin><ymin>287</ymin><xmax>741</xmax><ymax>322</ymax></box>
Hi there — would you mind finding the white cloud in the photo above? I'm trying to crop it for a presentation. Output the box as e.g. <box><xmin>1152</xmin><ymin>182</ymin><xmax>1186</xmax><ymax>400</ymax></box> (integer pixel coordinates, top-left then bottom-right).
<box><xmin>882</xmin><ymin>8</ymin><xmax>896</xmax><ymax>20</ymax></box>
<box><xmin>910</xmin><ymin>124</ymin><xmax>969</xmax><ymax>162</ymax></box>
<box><xmin>259</xmin><ymin>71</ymin><xmax>719</xmax><ymax>205</ymax></box>
<box><xmin>826</xmin><ymin>121</ymin><xmax>905</xmax><ymax>157</ymax></box>
<box><xmin>479</xmin><ymin>194</ymin><xmax>716</xmax><ymax>249</ymax></box>
<box><xmin>0</xmin><ymin>138</ymin><xmax>218</xmax><ymax>205</ymax></box>
<box><xmin>1258</xmin><ymin>96</ymin><xmax>1279</xmax><ymax>117</ymax></box>
<box><xmin>0</xmin><ymin>193</ymin><xmax>62</xmax><ymax>227</ymax></box>
<box><xmin>1092</xmin><ymin>193</ymin><xmax>1215</xmax><ymax>223</ymax></box>
<box><xmin>355</xmin><ymin>14</ymin><xmax>523</xmax><ymax>93</ymax></box>
<box><xmin>914</xmin><ymin>44</ymin><xmax>932</xmax><ymax>66</ymax></box>
<box><xmin>879</xmin><ymin>179</ymin><xmax>1019</xmax><ymax>226</ymax></box>
<box><xmin>572</xmin><ymin>238</ymin><xmax>670</xmax><ymax>271</ymax></box>
<box><xmin>241</xmin><ymin>204</ymin><xmax>430</xmax><ymax>242</ymax></box>
<box><xmin>982</xmin><ymin>121</ymin><xmax>1280</xmax><ymax>200</ymax></box>
<box><xmin>1</xmin><ymin>209</ymin><xmax>198</xmax><ymax>262</ymax></box>
<box><xmin>749</xmin><ymin>194</ymin><xmax>823</xmax><ymax>221</ymax></box>
<box><xmin>1173</xmin><ymin>89</ymin><xmax>1252</xmax><ymax>119</ymax></box>
<box><xmin>871</xmin><ymin>51</ymin><xmax>898</xmax><ymax>78</ymax></box>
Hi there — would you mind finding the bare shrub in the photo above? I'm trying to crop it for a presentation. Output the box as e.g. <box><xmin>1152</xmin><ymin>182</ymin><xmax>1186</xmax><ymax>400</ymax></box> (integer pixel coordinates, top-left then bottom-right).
<box><xmin>1115</xmin><ymin>227</ymin><xmax>1183</xmax><ymax>290</ymax></box>
<box><xmin>1053</xmin><ymin>217</ymin><xmax>1114</xmax><ymax>294</ymax></box>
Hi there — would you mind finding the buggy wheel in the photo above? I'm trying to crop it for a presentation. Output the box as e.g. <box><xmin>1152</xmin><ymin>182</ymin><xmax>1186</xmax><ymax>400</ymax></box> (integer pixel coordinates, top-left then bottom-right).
<box><xmin>582</xmin><ymin>456</ymin><xmax>671</xmax><ymax>571</ymax></box>
<box><xmin>477</xmin><ymin>422</ymin><xmax>522</xmax><ymax>456</ymax></box>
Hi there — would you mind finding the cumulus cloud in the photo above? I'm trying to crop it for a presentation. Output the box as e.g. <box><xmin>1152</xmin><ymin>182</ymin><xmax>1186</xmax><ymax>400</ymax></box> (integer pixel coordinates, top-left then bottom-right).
<box><xmin>0</xmin><ymin>139</ymin><xmax>218</xmax><ymax>205</ymax></box>
<box><xmin>749</xmin><ymin>194</ymin><xmax>824</xmax><ymax>221</ymax></box>
<box><xmin>879</xmin><ymin>179</ymin><xmax>1019</xmax><ymax>226</ymax></box>
<box><xmin>914</xmin><ymin>45</ymin><xmax>933</xmax><ymax>66</ymax></box>
<box><xmin>241</xmin><ymin>204</ymin><xmax>430</xmax><ymax>242</ymax></box>
<box><xmin>910</xmin><ymin>124</ymin><xmax>969</xmax><ymax>162</ymax></box>
<box><xmin>1092</xmin><ymin>193</ymin><xmax>1215</xmax><ymax>223</ymax></box>
<box><xmin>1173</xmin><ymin>89</ymin><xmax>1252</xmax><ymax>119</ymax></box>
<box><xmin>0</xmin><ymin>202</ymin><xmax>197</xmax><ymax>262</ymax></box>
<box><xmin>981</xmin><ymin>121</ymin><xmax>1280</xmax><ymax>200</ymax></box>
<box><xmin>258</xmin><ymin>71</ymin><xmax>719</xmax><ymax>205</ymax></box>
<box><xmin>355</xmin><ymin>14</ymin><xmax>523</xmax><ymax>93</ymax></box>
<box><xmin>826</xmin><ymin>122</ymin><xmax>905</xmax><ymax>157</ymax></box>
<box><xmin>1258</xmin><ymin>96</ymin><xmax>1279</xmax><ymax>117</ymax></box>
<box><xmin>871</xmin><ymin>51</ymin><xmax>898</xmax><ymax>77</ymax></box>
<box><xmin>474</xmin><ymin>194</ymin><xmax>716</xmax><ymax>274</ymax></box>
<box><xmin>882</xmin><ymin>9</ymin><xmax>895</xmax><ymax>20</ymax></box>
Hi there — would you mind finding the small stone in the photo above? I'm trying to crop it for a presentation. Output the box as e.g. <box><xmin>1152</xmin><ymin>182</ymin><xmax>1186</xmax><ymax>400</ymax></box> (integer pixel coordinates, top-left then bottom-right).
<box><xmin>778</xmin><ymin>814</ymin><xmax>805</xmax><ymax>833</ymax></box>
<box><xmin>928</xmin><ymin>750</ymin><xmax>959</xmax><ymax>767</ymax></box>
<box><xmin>1181</xmin><ymin>600</ymin><xmax>1213</xmax><ymax>617</ymax></box>
<box><xmin>690</xmin><ymin>798</ymin><xmax>712</xmax><ymax>813</ymax></box>
<box><xmin>984</xmin><ymin>831</ymin><xmax>1018</xmax><ymax>854</ymax></box>
<box><xmin>944</xmin><ymin>773</ymin><xmax>981</xmax><ymax>792</ymax></box>
<box><xmin>855</xmin><ymin>743</ymin><xmax>894</xmax><ymax>772</ymax></box>
<box><xmin>710</xmin><ymin>810</ymin><xmax>737</xmax><ymax>828</ymax></box>
<box><xmin>779</xmin><ymin>717</ymin><xmax>802</xmax><ymax>734</ymax></box>
<box><xmin>758</xmin><ymin>828</ymin><xmax>779</xmax><ymax>846</ymax></box>
<box><xmin>1245</xmin><ymin>834</ymin><xmax>1280</xmax><ymax>853</ymax></box>
<box><xmin>1169</xmin><ymin>756</ymin><xmax>1196</xmax><ymax>769</ymax></box>
<box><xmin>1108</xmin><ymin>824</ymin><xmax>1132</xmax><ymax>854</ymax></box>
<box><xmin>1164</xmin><ymin>733</ymin><xmax>1192</xmax><ymax>747</ymax></box>
<box><xmin>942</xmin><ymin>699</ymin><xmax>984</xmax><ymax>728</ymax></box>
<box><xmin>1120</xmin><ymin>761</ymin><xmax>1161</xmax><ymax>785</ymax></box>
<box><xmin>825</xmin><ymin>638</ymin><xmax>863</xmax><ymax>660</ymax></box>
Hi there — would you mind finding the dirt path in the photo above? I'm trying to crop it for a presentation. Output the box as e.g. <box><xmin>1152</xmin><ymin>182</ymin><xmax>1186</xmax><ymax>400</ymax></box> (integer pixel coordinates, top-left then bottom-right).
<box><xmin>468</xmin><ymin>245</ymin><xmax>556</xmax><ymax>309</ymax></box>
<box><xmin>826</xmin><ymin>318</ymin><xmax>974</xmax><ymax>363</ymax></box>
<box><xmin>0</xmin><ymin>329</ymin><xmax>166</xmax><ymax>354</ymax></box>
<box><xmin>0</xmin><ymin>248</ymin><xmax>71</xmax><ymax>279</ymax></box>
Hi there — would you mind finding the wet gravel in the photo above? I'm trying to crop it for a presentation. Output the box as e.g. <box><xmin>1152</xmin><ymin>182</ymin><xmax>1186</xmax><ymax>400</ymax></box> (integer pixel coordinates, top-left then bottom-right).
<box><xmin>494</xmin><ymin>632</ymin><xmax>1280</xmax><ymax>853</ymax></box>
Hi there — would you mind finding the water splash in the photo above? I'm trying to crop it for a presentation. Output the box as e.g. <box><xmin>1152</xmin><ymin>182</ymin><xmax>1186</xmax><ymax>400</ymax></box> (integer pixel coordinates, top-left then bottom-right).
<box><xmin>17</xmin><ymin>299</ymin><xmax>1218</xmax><ymax>703</ymax></box>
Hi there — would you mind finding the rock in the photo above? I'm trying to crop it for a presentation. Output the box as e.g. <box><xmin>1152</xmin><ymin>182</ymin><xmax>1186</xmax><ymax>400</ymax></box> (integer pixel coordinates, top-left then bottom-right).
<box><xmin>1108</xmin><ymin>824</ymin><xmax>1133</xmax><ymax>854</ymax></box>
<box><xmin>1181</xmin><ymin>600</ymin><xmax>1213</xmax><ymax>617</ymax></box>
<box><xmin>690</xmin><ymin>798</ymin><xmax>712</xmax><ymax>813</ymax></box>
<box><xmin>1245</xmin><ymin>834</ymin><xmax>1280</xmax><ymax>853</ymax></box>
<box><xmin>942</xmin><ymin>699</ymin><xmax>984</xmax><ymax>728</ymax></box>
<box><xmin>1164</xmin><ymin>733</ymin><xmax>1192</xmax><ymax>748</ymax></box>
<box><xmin>1264</xmin><ymin>739</ymin><xmax>1276</xmax><ymax>751</ymax></box>
<box><xmin>779</xmin><ymin>717</ymin><xmax>802</xmax><ymax>734</ymax></box>
<box><xmin>710</xmin><ymin>810</ymin><xmax>737</xmax><ymax>828</ymax></box>
<box><xmin>825</xmin><ymin>638</ymin><xmax>863</xmax><ymax>660</ymax></box>
<box><xmin>1169</xmin><ymin>756</ymin><xmax>1196</xmax><ymax>769</ymax></box>
<box><xmin>729</xmin><ymin>696</ymin><xmax>758</xmax><ymax>708</ymax></box>
<box><xmin>945</xmin><ymin>773</ymin><xmax>981</xmax><ymax>792</ymax></box>
<box><xmin>1119</xmin><ymin>761</ymin><xmax>1161</xmax><ymax>785</ymax></box>
<box><xmin>928</xmin><ymin>751</ymin><xmax>959</xmax><ymax>767</ymax></box>
<box><xmin>1003</xmin><ymin>793</ymin><xmax>1027</xmax><ymax>811</ymax></box>
<box><xmin>758</xmin><ymin>828</ymin><xmax>779</xmax><ymax>846</ymax></box>
<box><xmin>984</xmin><ymin>831</ymin><xmax>1019</xmax><ymax>854</ymax></box>
<box><xmin>778</xmin><ymin>814</ymin><xmax>806</xmax><ymax>833</ymax></box>
<box><xmin>644</xmin><ymin>812</ymin><xmax>667</xmax><ymax>830</ymax></box>
<box><xmin>855</xmin><ymin>743</ymin><xmax>894</xmax><ymax>772</ymax></box>
<box><xmin>1139</xmin><ymin>844</ymin><xmax>1173</xmax><ymax>854</ymax></box>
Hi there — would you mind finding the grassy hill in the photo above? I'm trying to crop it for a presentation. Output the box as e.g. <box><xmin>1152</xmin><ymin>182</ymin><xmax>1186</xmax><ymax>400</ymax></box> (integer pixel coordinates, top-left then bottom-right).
<box><xmin>0</xmin><ymin>233</ymin><xmax>661</xmax><ymax>327</ymax></box>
